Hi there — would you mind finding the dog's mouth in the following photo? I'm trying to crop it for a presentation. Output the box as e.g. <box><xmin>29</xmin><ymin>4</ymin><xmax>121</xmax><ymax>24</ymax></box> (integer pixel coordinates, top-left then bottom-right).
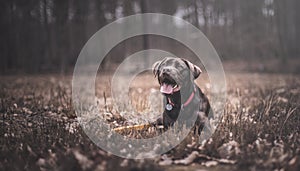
<box><xmin>159</xmin><ymin>76</ymin><xmax>180</xmax><ymax>94</ymax></box>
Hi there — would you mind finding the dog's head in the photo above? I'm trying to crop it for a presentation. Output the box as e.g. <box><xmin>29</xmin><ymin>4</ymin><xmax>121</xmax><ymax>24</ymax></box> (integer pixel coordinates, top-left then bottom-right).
<box><xmin>152</xmin><ymin>57</ymin><xmax>202</xmax><ymax>94</ymax></box>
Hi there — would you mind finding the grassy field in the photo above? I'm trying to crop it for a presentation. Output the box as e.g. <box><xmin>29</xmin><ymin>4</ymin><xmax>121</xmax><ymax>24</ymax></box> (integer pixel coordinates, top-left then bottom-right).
<box><xmin>0</xmin><ymin>72</ymin><xmax>299</xmax><ymax>171</ymax></box>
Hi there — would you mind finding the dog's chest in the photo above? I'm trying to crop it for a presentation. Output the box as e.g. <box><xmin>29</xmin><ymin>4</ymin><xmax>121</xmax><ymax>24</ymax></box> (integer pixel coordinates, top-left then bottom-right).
<box><xmin>163</xmin><ymin>95</ymin><xmax>200</xmax><ymax>119</ymax></box>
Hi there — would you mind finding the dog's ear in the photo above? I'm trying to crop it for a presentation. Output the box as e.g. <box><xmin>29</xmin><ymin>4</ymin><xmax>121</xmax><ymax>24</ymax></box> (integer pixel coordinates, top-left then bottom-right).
<box><xmin>152</xmin><ymin>61</ymin><xmax>161</xmax><ymax>77</ymax></box>
<box><xmin>181</xmin><ymin>58</ymin><xmax>202</xmax><ymax>79</ymax></box>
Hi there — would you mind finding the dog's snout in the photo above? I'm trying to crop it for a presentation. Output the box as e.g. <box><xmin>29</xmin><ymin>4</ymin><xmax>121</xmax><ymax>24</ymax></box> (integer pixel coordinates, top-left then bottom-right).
<box><xmin>161</xmin><ymin>72</ymin><xmax>168</xmax><ymax>78</ymax></box>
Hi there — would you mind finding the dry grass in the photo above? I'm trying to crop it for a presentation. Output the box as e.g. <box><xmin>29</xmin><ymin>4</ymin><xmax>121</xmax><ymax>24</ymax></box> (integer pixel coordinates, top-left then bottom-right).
<box><xmin>0</xmin><ymin>72</ymin><xmax>299</xmax><ymax>171</ymax></box>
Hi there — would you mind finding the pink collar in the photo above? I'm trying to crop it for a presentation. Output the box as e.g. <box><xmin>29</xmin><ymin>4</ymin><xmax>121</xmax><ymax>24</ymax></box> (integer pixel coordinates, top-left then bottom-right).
<box><xmin>182</xmin><ymin>86</ymin><xmax>196</xmax><ymax>108</ymax></box>
<box><xmin>167</xmin><ymin>86</ymin><xmax>196</xmax><ymax>109</ymax></box>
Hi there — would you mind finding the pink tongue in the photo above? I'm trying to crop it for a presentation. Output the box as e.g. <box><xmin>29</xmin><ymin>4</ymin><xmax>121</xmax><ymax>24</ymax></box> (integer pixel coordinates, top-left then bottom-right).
<box><xmin>160</xmin><ymin>83</ymin><xmax>173</xmax><ymax>94</ymax></box>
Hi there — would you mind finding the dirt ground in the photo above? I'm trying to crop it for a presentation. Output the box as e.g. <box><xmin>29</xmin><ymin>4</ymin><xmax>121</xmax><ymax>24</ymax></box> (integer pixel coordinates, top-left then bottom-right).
<box><xmin>0</xmin><ymin>72</ymin><xmax>299</xmax><ymax>171</ymax></box>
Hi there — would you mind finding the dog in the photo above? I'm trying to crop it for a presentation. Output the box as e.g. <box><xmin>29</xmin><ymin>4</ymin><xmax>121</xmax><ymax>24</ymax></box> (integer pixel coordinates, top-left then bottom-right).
<box><xmin>152</xmin><ymin>57</ymin><xmax>212</xmax><ymax>135</ymax></box>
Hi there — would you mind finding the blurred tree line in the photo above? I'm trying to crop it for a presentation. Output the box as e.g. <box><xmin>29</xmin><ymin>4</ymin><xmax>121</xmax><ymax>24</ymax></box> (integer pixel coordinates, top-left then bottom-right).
<box><xmin>0</xmin><ymin>0</ymin><xmax>299</xmax><ymax>74</ymax></box>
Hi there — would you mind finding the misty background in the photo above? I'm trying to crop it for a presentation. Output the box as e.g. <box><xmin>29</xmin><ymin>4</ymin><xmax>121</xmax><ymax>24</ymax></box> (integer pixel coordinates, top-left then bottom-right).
<box><xmin>0</xmin><ymin>0</ymin><xmax>299</xmax><ymax>74</ymax></box>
